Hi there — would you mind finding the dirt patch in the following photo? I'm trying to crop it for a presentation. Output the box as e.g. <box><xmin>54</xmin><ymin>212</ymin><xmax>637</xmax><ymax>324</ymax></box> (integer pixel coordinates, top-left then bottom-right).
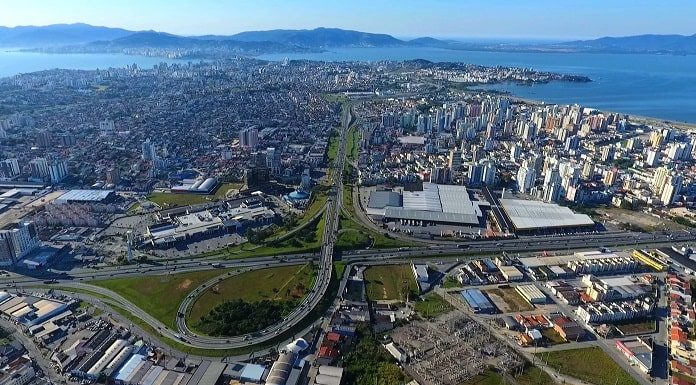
<box><xmin>178</xmin><ymin>279</ymin><xmax>193</xmax><ymax>290</ymax></box>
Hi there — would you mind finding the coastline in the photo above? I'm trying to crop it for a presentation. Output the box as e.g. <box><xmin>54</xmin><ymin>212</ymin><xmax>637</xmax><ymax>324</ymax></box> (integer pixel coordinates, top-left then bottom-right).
<box><xmin>502</xmin><ymin>93</ymin><xmax>696</xmax><ymax>131</ymax></box>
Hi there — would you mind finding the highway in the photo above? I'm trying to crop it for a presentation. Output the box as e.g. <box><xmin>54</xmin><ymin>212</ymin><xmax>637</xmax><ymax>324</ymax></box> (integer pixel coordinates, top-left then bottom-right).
<box><xmin>2</xmin><ymin>226</ymin><xmax>693</xmax><ymax>351</ymax></box>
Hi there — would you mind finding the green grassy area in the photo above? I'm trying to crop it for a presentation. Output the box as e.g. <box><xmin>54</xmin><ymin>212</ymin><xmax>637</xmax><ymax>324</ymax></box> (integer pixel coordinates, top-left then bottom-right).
<box><xmin>537</xmin><ymin>347</ymin><xmax>639</xmax><ymax>385</ymax></box>
<box><xmin>334</xmin><ymin>261</ymin><xmax>348</xmax><ymax>279</ymax></box>
<box><xmin>322</xmin><ymin>92</ymin><xmax>349</xmax><ymax>104</ymax></box>
<box><xmin>327</xmin><ymin>129</ymin><xmax>340</xmax><ymax>163</ymax></box>
<box><xmin>215</xmin><ymin>214</ymin><xmax>325</xmax><ymax>259</ymax></box>
<box><xmin>127</xmin><ymin>202</ymin><xmax>141</xmax><ymax>214</ymax></box>
<box><xmin>514</xmin><ymin>365</ymin><xmax>556</xmax><ymax>385</ymax></box>
<box><xmin>336</xmin><ymin>228</ymin><xmax>372</xmax><ymax>250</ymax></box>
<box><xmin>344</xmin><ymin>325</ymin><xmax>408</xmax><ymax>385</ymax></box>
<box><xmin>346</xmin><ymin>126</ymin><xmax>360</xmax><ymax>161</ymax></box>
<box><xmin>442</xmin><ymin>276</ymin><xmax>461</xmax><ymax>289</ymax></box>
<box><xmin>484</xmin><ymin>287</ymin><xmax>534</xmax><ymax>312</ymax></box>
<box><xmin>65</xmin><ymin>263</ymin><xmax>345</xmax><ymax>358</ymax></box>
<box><xmin>147</xmin><ymin>183</ymin><xmax>242</xmax><ymax>208</ymax></box>
<box><xmin>364</xmin><ymin>265</ymin><xmax>418</xmax><ymax>301</ymax></box>
<box><xmin>414</xmin><ymin>293</ymin><xmax>452</xmax><ymax>319</ymax></box>
<box><xmin>91</xmin><ymin>268</ymin><xmax>235</xmax><ymax>329</ymax></box>
<box><xmin>188</xmin><ymin>264</ymin><xmax>317</xmax><ymax>330</ymax></box>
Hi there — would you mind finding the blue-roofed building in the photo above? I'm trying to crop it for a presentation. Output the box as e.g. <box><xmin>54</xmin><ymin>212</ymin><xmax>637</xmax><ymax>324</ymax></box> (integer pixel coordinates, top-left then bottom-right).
<box><xmin>240</xmin><ymin>363</ymin><xmax>266</xmax><ymax>383</ymax></box>
<box><xmin>461</xmin><ymin>289</ymin><xmax>496</xmax><ymax>313</ymax></box>
<box><xmin>113</xmin><ymin>353</ymin><xmax>146</xmax><ymax>383</ymax></box>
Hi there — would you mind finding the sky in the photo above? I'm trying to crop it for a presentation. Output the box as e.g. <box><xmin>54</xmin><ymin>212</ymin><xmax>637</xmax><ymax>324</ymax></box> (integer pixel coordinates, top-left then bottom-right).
<box><xmin>1</xmin><ymin>0</ymin><xmax>694</xmax><ymax>40</ymax></box>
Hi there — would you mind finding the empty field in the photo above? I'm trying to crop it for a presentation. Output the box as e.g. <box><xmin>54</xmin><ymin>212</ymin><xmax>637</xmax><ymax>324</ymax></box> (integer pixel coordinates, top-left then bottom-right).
<box><xmin>614</xmin><ymin>319</ymin><xmax>656</xmax><ymax>335</ymax></box>
<box><xmin>484</xmin><ymin>287</ymin><xmax>534</xmax><ymax>312</ymax></box>
<box><xmin>537</xmin><ymin>347</ymin><xmax>639</xmax><ymax>385</ymax></box>
<box><xmin>414</xmin><ymin>293</ymin><xmax>453</xmax><ymax>319</ymax></box>
<box><xmin>365</xmin><ymin>265</ymin><xmax>418</xmax><ymax>301</ymax></box>
<box><xmin>91</xmin><ymin>268</ymin><xmax>234</xmax><ymax>329</ymax></box>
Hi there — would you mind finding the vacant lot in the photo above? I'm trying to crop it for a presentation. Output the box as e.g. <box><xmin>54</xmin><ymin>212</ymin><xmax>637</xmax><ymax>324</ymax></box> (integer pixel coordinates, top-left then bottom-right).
<box><xmin>91</xmin><ymin>268</ymin><xmax>233</xmax><ymax>329</ymax></box>
<box><xmin>188</xmin><ymin>264</ymin><xmax>316</xmax><ymax>329</ymax></box>
<box><xmin>597</xmin><ymin>207</ymin><xmax>685</xmax><ymax>232</ymax></box>
<box><xmin>414</xmin><ymin>293</ymin><xmax>453</xmax><ymax>319</ymax></box>
<box><xmin>541</xmin><ymin>328</ymin><xmax>567</xmax><ymax>345</ymax></box>
<box><xmin>365</xmin><ymin>265</ymin><xmax>418</xmax><ymax>301</ymax></box>
<box><xmin>484</xmin><ymin>287</ymin><xmax>534</xmax><ymax>312</ymax></box>
<box><xmin>537</xmin><ymin>347</ymin><xmax>639</xmax><ymax>385</ymax></box>
<box><xmin>615</xmin><ymin>319</ymin><xmax>656</xmax><ymax>335</ymax></box>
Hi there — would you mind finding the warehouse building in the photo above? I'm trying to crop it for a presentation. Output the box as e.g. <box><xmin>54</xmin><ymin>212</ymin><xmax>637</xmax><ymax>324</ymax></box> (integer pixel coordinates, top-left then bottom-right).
<box><xmin>498</xmin><ymin>198</ymin><xmax>595</xmax><ymax>234</ymax></box>
<box><xmin>519</xmin><ymin>251</ymin><xmax>639</xmax><ymax>279</ymax></box>
<box><xmin>499</xmin><ymin>265</ymin><xmax>524</xmax><ymax>281</ymax></box>
<box><xmin>54</xmin><ymin>189</ymin><xmax>115</xmax><ymax>204</ymax></box>
<box><xmin>461</xmin><ymin>289</ymin><xmax>496</xmax><ymax>313</ymax></box>
<box><xmin>368</xmin><ymin>183</ymin><xmax>485</xmax><ymax>226</ymax></box>
<box><xmin>515</xmin><ymin>284</ymin><xmax>547</xmax><ymax>304</ymax></box>
<box><xmin>576</xmin><ymin>298</ymin><xmax>654</xmax><ymax>324</ymax></box>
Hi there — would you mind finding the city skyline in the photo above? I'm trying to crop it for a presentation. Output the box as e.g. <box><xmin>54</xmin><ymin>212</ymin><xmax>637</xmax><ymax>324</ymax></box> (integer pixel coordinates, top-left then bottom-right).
<box><xmin>1</xmin><ymin>0</ymin><xmax>695</xmax><ymax>40</ymax></box>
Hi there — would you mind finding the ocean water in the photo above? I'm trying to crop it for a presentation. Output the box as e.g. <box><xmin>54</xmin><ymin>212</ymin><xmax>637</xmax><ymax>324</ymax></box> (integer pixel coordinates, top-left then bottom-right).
<box><xmin>0</xmin><ymin>50</ymin><xmax>187</xmax><ymax>78</ymax></box>
<box><xmin>259</xmin><ymin>47</ymin><xmax>696</xmax><ymax>123</ymax></box>
<box><xmin>1</xmin><ymin>48</ymin><xmax>694</xmax><ymax>123</ymax></box>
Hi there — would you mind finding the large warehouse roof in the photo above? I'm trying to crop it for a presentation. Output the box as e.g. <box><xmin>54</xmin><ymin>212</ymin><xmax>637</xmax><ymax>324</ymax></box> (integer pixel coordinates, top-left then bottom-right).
<box><xmin>499</xmin><ymin>199</ymin><xmax>594</xmax><ymax>230</ymax></box>
<box><xmin>367</xmin><ymin>191</ymin><xmax>402</xmax><ymax>209</ymax></box>
<box><xmin>461</xmin><ymin>289</ymin><xmax>495</xmax><ymax>312</ymax></box>
<box><xmin>55</xmin><ymin>189</ymin><xmax>114</xmax><ymax>204</ymax></box>
<box><xmin>383</xmin><ymin>183</ymin><xmax>482</xmax><ymax>225</ymax></box>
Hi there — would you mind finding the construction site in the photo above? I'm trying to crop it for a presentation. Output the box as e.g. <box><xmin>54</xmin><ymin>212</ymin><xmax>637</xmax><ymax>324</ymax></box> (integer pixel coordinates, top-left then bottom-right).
<box><xmin>390</xmin><ymin>312</ymin><xmax>523</xmax><ymax>385</ymax></box>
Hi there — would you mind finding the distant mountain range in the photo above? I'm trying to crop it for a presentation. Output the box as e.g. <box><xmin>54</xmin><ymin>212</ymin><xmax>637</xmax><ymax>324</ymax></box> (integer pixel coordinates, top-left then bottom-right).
<box><xmin>1</xmin><ymin>23</ymin><xmax>694</xmax><ymax>56</ymax></box>
<box><xmin>0</xmin><ymin>23</ymin><xmax>132</xmax><ymax>47</ymax></box>
<box><xmin>548</xmin><ymin>34</ymin><xmax>696</xmax><ymax>54</ymax></box>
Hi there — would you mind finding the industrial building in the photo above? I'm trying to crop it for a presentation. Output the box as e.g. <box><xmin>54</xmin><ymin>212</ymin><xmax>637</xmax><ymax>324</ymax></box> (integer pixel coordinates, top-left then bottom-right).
<box><xmin>411</xmin><ymin>263</ymin><xmax>431</xmax><ymax>293</ymax></box>
<box><xmin>266</xmin><ymin>339</ymin><xmax>309</xmax><ymax>385</ymax></box>
<box><xmin>498</xmin><ymin>198</ymin><xmax>595</xmax><ymax>234</ymax></box>
<box><xmin>581</xmin><ymin>275</ymin><xmax>653</xmax><ymax>302</ymax></box>
<box><xmin>145</xmin><ymin>202</ymin><xmax>275</xmax><ymax>248</ymax></box>
<box><xmin>170</xmin><ymin>177</ymin><xmax>219</xmax><ymax>194</ymax></box>
<box><xmin>0</xmin><ymin>292</ymin><xmax>73</xmax><ymax>327</ymax></box>
<box><xmin>499</xmin><ymin>265</ymin><xmax>524</xmax><ymax>281</ymax></box>
<box><xmin>54</xmin><ymin>189</ymin><xmax>115</xmax><ymax>204</ymax></box>
<box><xmin>367</xmin><ymin>183</ymin><xmax>485</xmax><ymax>226</ymax></box>
<box><xmin>146</xmin><ymin>210</ymin><xmax>238</xmax><ymax>248</ymax></box>
<box><xmin>515</xmin><ymin>284</ymin><xmax>547</xmax><ymax>304</ymax></box>
<box><xmin>519</xmin><ymin>251</ymin><xmax>639</xmax><ymax>280</ymax></box>
<box><xmin>576</xmin><ymin>298</ymin><xmax>654</xmax><ymax>324</ymax></box>
<box><xmin>461</xmin><ymin>289</ymin><xmax>496</xmax><ymax>313</ymax></box>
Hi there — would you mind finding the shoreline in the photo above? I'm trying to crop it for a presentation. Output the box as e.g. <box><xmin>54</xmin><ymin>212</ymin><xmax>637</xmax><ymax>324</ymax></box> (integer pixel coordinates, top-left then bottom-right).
<box><xmin>503</xmin><ymin>93</ymin><xmax>696</xmax><ymax>130</ymax></box>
